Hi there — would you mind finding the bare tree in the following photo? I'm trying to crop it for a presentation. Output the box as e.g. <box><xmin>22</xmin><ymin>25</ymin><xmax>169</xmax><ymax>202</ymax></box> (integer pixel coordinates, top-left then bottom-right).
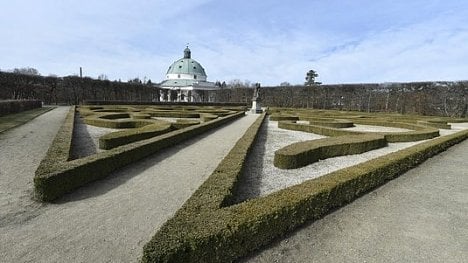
<box><xmin>13</xmin><ymin>67</ymin><xmax>40</xmax><ymax>76</ymax></box>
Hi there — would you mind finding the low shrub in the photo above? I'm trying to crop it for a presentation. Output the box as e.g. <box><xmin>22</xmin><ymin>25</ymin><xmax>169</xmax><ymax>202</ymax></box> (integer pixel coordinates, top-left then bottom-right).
<box><xmin>278</xmin><ymin>120</ymin><xmax>440</xmax><ymax>142</ymax></box>
<box><xmin>98</xmin><ymin>121</ymin><xmax>174</xmax><ymax>150</ymax></box>
<box><xmin>299</xmin><ymin>117</ymin><xmax>355</xmax><ymax>128</ymax></box>
<box><xmin>131</xmin><ymin>113</ymin><xmax>152</xmax><ymax>119</ymax></box>
<box><xmin>274</xmin><ymin>134</ymin><xmax>387</xmax><ymax>169</ymax></box>
<box><xmin>278</xmin><ymin>121</ymin><xmax>362</xmax><ymax>136</ymax></box>
<box><xmin>417</xmin><ymin>119</ymin><xmax>451</xmax><ymax>129</ymax></box>
<box><xmin>144</xmin><ymin>111</ymin><xmax>200</xmax><ymax>118</ymax></box>
<box><xmin>200</xmin><ymin>113</ymin><xmax>218</xmax><ymax>122</ymax></box>
<box><xmin>171</xmin><ymin>119</ymin><xmax>201</xmax><ymax>129</ymax></box>
<box><xmin>269</xmin><ymin>114</ymin><xmax>299</xmax><ymax>121</ymax></box>
<box><xmin>83</xmin><ymin>115</ymin><xmax>154</xmax><ymax>129</ymax></box>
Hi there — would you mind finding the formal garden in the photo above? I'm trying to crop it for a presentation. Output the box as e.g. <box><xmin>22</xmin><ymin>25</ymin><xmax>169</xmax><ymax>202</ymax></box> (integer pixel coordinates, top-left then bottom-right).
<box><xmin>1</xmin><ymin>99</ymin><xmax>468</xmax><ymax>262</ymax></box>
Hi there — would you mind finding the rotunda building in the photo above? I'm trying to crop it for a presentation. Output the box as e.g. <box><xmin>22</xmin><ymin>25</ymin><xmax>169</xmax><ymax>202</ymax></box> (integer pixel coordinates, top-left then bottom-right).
<box><xmin>159</xmin><ymin>47</ymin><xmax>218</xmax><ymax>102</ymax></box>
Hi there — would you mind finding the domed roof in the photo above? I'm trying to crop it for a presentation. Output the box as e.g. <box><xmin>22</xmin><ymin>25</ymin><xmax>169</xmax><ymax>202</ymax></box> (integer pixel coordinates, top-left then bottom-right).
<box><xmin>165</xmin><ymin>47</ymin><xmax>207</xmax><ymax>77</ymax></box>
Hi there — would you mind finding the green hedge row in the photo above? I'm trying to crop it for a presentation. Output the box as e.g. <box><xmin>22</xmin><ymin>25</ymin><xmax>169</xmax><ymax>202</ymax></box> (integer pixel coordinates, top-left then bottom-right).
<box><xmin>34</xmin><ymin>111</ymin><xmax>246</xmax><ymax>201</ymax></box>
<box><xmin>348</xmin><ymin>119</ymin><xmax>440</xmax><ymax>142</ymax></box>
<box><xmin>171</xmin><ymin>119</ymin><xmax>201</xmax><ymax>129</ymax></box>
<box><xmin>299</xmin><ymin>117</ymin><xmax>355</xmax><ymax>128</ymax></box>
<box><xmin>141</xmin><ymin>117</ymin><xmax>468</xmax><ymax>262</ymax></box>
<box><xmin>278</xmin><ymin>120</ymin><xmax>440</xmax><ymax>142</ymax></box>
<box><xmin>200</xmin><ymin>113</ymin><xmax>219</xmax><ymax>122</ymax></box>
<box><xmin>35</xmin><ymin>106</ymin><xmax>75</xmax><ymax>176</ymax></box>
<box><xmin>417</xmin><ymin>120</ymin><xmax>451</xmax><ymax>129</ymax></box>
<box><xmin>143</xmin><ymin>110</ymin><xmax>200</xmax><ymax>118</ymax></box>
<box><xmin>99</xmin><ymin>122</ymin><xmax>174</xmax><ymax>150</ymax></box>
<box><xmin>83</xmin><ymin>115</ymin><xmax>155</xmax><ymax>129</ymax></box>
<box><xmin>131</xmin><ymin>113</ymin><xmax>152</xmax><ymax>119</ymax></box>
<box><xmin>0</xmin><ymin>100</ymin><xmax>42</xmax><ymax>117</ymax></box>
<box><xmin>269</xmin><ymin>114</ymin><xmax>299</xmax><ymax>121</ymax></box>
<box><xmin>274</xmin><ymin>134</ymin><xmax>387</xmax><ymax>169</ymax></box>
<box><xmin>278</xmin><ymin>121</ymin><xmax>363</xmax><ymax>137</ymax></box>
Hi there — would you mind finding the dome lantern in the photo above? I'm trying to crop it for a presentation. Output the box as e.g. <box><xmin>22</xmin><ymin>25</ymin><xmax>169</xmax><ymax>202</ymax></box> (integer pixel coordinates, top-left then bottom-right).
<box><xmin>184</xmin><ymin>46</ymin><xmax>191</xmax><ymax>59</ymax></box>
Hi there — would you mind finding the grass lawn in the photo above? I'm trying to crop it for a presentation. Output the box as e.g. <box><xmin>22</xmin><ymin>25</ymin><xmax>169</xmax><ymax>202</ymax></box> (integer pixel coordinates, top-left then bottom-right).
<box><xmin>0</xmin><ymin>107</ymin><xmax>55</xmax><ymax>133</ymax></box>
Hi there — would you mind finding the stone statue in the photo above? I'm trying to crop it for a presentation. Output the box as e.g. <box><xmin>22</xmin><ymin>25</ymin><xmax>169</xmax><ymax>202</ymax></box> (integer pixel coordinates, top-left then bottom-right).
<box><xmin>251</xmin><ymin>83</ymin><xmax>263</xmax><ymax>113</ymax></box>
<box><xmin>253</xmin><ymin>83</ymin><xmax>261</xmax><ymax>101</ymax></box>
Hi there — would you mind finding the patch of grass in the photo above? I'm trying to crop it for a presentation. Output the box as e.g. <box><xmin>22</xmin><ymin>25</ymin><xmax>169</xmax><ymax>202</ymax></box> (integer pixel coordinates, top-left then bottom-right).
<box><xmin>0</xmin><ymin>107</ymin><xmax>55</xmax><ymax>133</ymax></box>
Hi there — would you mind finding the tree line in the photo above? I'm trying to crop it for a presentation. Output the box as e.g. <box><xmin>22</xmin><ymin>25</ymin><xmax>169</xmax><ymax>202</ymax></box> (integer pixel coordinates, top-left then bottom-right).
<box><xmin>0</xmin><ymin>71</ymin><xmax>160</xmax><ymax>105</ymax></box>
<box><xmin>1</xmin><ymin>71</ymin><xmax>466</xmax><ymax>117</ymax></box>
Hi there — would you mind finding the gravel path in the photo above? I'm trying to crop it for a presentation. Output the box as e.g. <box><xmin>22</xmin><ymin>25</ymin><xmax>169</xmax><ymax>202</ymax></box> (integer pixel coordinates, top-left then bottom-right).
<box><xmin>241</xmin><ymin>137</ymin><xmax>468</xmax><ymax>263</ymax></box>
<box><xmin>342</xmin><ymin>124</ymin><xmax>410</xmax><ymax>132</ymax></box>
<box><xmin>235</xmin><ymin>119</ymin><xmax>431</xmax><ymax>202</ymax></box>
<box><xmin>0</xmin><ymin>110</ymin><xmax>259</xmax><ymax>263</ymax></box>
<box><xmin>0</xmin><ymin>106</ymin><xmax>70</xmax><ymax>228</ymax></box>
<box><xmin>70</xmin><ymin>114</ymin><xmax>121</xmax><ymax>159</ymax></box>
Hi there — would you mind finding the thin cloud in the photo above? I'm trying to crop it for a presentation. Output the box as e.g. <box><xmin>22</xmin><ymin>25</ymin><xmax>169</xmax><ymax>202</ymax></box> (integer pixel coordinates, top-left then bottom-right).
<box><xmin>0</xmin><ymin>1</ymin><xmax>467</xmax><ymax>85</ymax></box>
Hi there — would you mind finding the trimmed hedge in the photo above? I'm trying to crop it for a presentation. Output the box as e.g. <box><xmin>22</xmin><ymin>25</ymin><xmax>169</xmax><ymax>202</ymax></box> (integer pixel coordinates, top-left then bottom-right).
<box><xmin>269</xmin><ymin>114</ymin><xmax>299</xmax><ymax>121</ymax></box>
<box><xmin>0</xmin><ymin>100</ymin><xmax>42</xmax><ymax>117</ymax></box>
<box><xmin>417</xmin><ymin>119</ymin><xmax>451</xmax><ymax>129</ymax></box>
<box><xmin>200</xmin><ymin>113</ymin><xmax>219</xmax><ymax>122</ymax></box>
<box><xmin>171</xmin><ymin>119</ymin><xmax>201</xmax><ymax>129</ymax></box>
<box><xmin>143</xmin><ymin>111</ymin><xmax>201</xmax><ymax>118</ymax></box>
<box><xmin>83</xmin><ymin>115</ymin><xmax>155</xmax><ymax>129</ymax></box>
<box><xmin>278</xmin><ymin>121</ymin><xmax>363</xmax><ymax>137</ymax></box>
<box><xmin>99</xmin><ymin>122</ymin><xmax>174</xmax><ymax>150</ymax></box>
<box><xmin>274</xmin><ymin>134</ymin><xmax>387</xmax><ymax>169</ymax></box>
<box><xmin>141</xmin><ymin>118</ymin><xmax>468</xmax><ymax>262</ymax></box>
<box><xmin>34</xmin><ymin>111</ymin><xmax>246</xmax><ymax>201</ymax></box>
<box><xmin>299</xmin><ymin>117</ymin><xmax>354</xmax><ymax>128</ymax></box>
<box><xmin>348</xmin><ymin>119</ymin><xmax>440</xmax><ymax>142</ymax></box>
<box><xmin>131</xmin><ymin>113</ymin><xmax>152</xmax><ymax>119</ymax></box>
<box><xmin>35</xmin><ymin>106</ymin><xmax>76</xmax><ymax>176</ymax></box>
<box><xmin>278</xmin><ymin>120</ymin><xmax>440</xmax><ymax>142</ymax></box>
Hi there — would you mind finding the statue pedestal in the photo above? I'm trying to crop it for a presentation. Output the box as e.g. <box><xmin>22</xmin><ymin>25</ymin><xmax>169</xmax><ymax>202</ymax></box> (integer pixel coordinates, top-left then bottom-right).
<box><xmin>251</xmin><ymin>99</ymin><xmax>263</xmax><ymax>114</ymax></box>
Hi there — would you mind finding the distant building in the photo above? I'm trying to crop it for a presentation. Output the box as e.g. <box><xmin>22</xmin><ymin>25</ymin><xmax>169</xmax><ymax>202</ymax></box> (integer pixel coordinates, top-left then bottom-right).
<box><xmin>159</xmin><ymin>47</ymin><xmax>218</xmax><ymax>102</ymax></box>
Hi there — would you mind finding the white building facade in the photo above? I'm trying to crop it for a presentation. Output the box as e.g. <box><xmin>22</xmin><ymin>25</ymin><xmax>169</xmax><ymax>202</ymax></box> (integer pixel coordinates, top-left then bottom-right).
<box><xmin>159</xmin><ymin>47</ymin><xmax>219</xmax><ymax>102</ymax></box>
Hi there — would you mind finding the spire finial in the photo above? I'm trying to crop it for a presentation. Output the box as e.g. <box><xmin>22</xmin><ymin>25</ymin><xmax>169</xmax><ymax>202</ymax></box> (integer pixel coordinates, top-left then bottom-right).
<box><xmin>184</xmin><ymin>44</ymin><xmax>191</xmax><ymax>59</ymax></box>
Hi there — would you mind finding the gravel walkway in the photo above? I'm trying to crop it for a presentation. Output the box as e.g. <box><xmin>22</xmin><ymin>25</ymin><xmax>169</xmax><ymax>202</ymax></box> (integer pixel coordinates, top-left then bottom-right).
<box><xmin>0</xmin><ymin>109</ymin><xmax>259</xmax><ymax>263</ymax></box>
<box><xmin>342</xmin><ymin>124</ymin><xmax>410</xmax><ymax>132</ymax></box>
<box><xmin>70</xmin><ymin>114</ymin><xmax>121</xmax><ymax>159</ymax></box>
<box><xmin>235</xmin><ymin>120</ymin><xmax>431</xmax><ymax>202</ymax></box>
<box><xmin>0</xmin><ymin>106</ymin><xmax>70</xmax><ymax>228</ymax></box>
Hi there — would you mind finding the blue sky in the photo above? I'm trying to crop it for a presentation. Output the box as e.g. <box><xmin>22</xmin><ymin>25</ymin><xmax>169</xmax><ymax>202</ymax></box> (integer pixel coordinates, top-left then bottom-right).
<box><xmin>1</xmin><ymin>0</ymin><xmax>467</xmax><ymax>85</ymax></box>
